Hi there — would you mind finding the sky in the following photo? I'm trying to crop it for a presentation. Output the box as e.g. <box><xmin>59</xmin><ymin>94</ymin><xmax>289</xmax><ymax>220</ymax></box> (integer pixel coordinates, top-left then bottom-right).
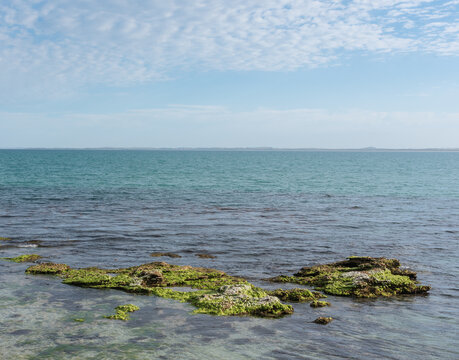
<box><xmin>0</xmin><ymin>0</ymin><xmax>458</xmax><ymax>149</ymax></box>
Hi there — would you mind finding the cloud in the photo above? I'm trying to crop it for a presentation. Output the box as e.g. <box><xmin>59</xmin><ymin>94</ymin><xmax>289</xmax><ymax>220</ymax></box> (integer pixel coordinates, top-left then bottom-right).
<box><xmin>0</xmin><ymin>0</ymin><xmax>458</xmax><ymax>92</ymax></box>
<box><xmin>1</xmin><ymin>105</ymin><xmax>458</xmax><ymax>148</ymax></box>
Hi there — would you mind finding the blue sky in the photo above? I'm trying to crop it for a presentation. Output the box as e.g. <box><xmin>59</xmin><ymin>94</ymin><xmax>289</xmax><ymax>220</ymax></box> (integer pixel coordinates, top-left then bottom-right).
<box><xmin>1</xmin><ymin>0</ymin><xmax>458</xmax><ymax>148</ymax></box>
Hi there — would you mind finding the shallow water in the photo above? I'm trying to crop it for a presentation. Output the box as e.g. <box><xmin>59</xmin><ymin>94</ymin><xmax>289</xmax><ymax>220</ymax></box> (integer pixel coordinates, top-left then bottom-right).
<box><xmin>0</xmin><ymin>150</ymin><xmax>458</xmax><ymax>359</ymax></box>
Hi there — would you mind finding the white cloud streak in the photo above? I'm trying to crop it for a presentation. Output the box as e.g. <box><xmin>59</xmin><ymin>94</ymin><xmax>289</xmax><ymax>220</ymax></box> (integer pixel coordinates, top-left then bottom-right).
<box><xmin>0</xmin><ymin>0</ymin><xmax>458</xmax><ymax>90</ymax></box>
<box><xmin>1</xmin><ymin>105</ymin><xmax>458</xmax><ymax>148</ymax></box>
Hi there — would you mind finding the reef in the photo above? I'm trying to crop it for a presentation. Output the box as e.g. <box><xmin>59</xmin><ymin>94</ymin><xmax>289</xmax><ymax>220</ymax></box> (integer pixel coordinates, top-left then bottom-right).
<box><xmin>104</xmin><ymin>304</ymin><xmax>140</xmax><ymax>321</ymax></box>
<box><xmin>2</xmin><ymin>254</ymin><xmax>42</xmax><ymax>263</ymax></box>
<box><xmin>314</xmin><ymin>316</ymin><xmax>333</xmax><ymax>325</ymax></box>
<box><xmin>150</xmin><ymin>252</ymin><xmax>182</xmax><ymax>258</ymax></box>
<box><xmin>270</xmin><ymin>256</ymin><xmax>430</xmax><ymax>298</ymax></box>
<box><xmin>25</xmin><ymin>261</ymin><xmax>293</xmax><ymax>318</ymax></box>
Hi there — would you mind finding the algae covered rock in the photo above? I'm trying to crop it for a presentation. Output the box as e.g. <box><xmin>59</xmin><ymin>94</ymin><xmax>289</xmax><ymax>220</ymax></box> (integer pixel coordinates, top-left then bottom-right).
<box><xmin>150</xmin><ymin>252</ymin><xmax>181</xmax><ymax>258</ymax></box>
<box><xmin>270</xmin><ymin>256</ymin><xmax>430</xmax><ymax>298</ymax></box>
<box><xmin>314</xmin><ymin>316</ymin><xmax>333</xmax><ymax>325</ymax></box>
<box><xmin>310</xmin><ymin>300</ymin><xmax>330</xmax><ymax>308</ymax></box>
<box><xmin>24</xmin><ymin>261</ymin><xmax>293</xmax><ymax>318</ymax></box>
<box><xmin>191</xmin><ymin>284</ymin><xmax>293</xmax><ymax>317</ymax></box>
<box><xmin>2</xmin><ymin>254</ymin><xmax>42</xmax><ymax>263</ymax></box>
<box><xmin>26</xmin><ymin>262</ymin><xmax>70</xmax><ymax>274</ymax></box>
<box><xmin>196</xmin><ymin>253</ymin><xmax>216</xmax><ymax>259</ymax></box>
<box><xmin>104</xmin><ymin>304</ymin><xmax>140</xmax><ymax>321</ymax></box>
<box><xmin>266</xmin><ymin>288</ymin><xmax>325</xmax><ymax>302</ymax></box>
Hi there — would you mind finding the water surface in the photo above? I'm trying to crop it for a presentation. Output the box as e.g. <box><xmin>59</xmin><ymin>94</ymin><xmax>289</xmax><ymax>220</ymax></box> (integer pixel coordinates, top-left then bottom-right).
<box><xmin>0</xmin><ymin>150</ymin><xmax>458</xmax><ymax>359</ymax></box>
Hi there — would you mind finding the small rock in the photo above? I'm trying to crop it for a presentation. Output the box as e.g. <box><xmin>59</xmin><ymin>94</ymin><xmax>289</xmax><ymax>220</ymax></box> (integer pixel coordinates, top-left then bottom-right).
<box><xmin>150</xmin><ymin>252</ymin><xmax>181</xmax><ymax>258</ymax></box>
<box><xmin>314</xmin><ymin>316</ymin><xmax>333</xmax><ymax>325</ymax></box>
<box><xmin>196</xmin><ymin>253</ymin><xmax>216</xmax><ymax>259</ymax></box>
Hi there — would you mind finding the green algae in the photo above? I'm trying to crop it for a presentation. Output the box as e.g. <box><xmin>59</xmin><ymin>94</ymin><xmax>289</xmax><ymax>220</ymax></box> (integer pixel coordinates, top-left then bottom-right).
<box><xmin>26</xmin><ymin>262</ymin><xmax>70</xmax><ymax>274</ymax></box>
<box><xmin>310</xmin><ymin>300</ymin><xmax>330</xmax><ymax>308</ymax></box>
<box><xmin>104</xmin><ymin>304</ymin><xmax>139</xmax><ymax>321</ymax></box>
<box><xmin>266</xmin><ymin>288</ymin><xmax>326</xmax><ymax>302</ymax></box>
<box><xmin>2</xmin><ymin>254</ymin><xmax>42</xmax><ymax>263</ymax></box>
<box><xmin>25</xmin><ymin>261</ymin><xmax>293</xmax><ymax>318</ymax></box>
<box><xmin>0</xmin><ymin>237</ymin><xmax>11</xmax><ymax>241</ymax></box>
<box><xmin>189</xmin><ymin>284</ymin><xmax>293</xmax><ymax>317</ymax></box>
<box><xmin>314</xmin><ymin>316</ymin><xmax>333</xmax><ymax>325</ymax></box>
<box><xmin>73</xmin><ymin>318</ymin><xmax>85</xmax><ymax>322</ymax></box>
<box><xmin>270</xmin><ymin>256</ymin><xmax>430</xmax><ymax>298</ymax></box>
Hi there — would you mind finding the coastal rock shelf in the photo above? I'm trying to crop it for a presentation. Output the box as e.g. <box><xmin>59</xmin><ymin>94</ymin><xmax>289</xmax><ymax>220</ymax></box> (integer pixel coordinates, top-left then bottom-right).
<box><xmin>25</xmin><ymin>261</ymin><xmax>294</xmax><ymax>318</ymax></box>
<box><xmin>270</xmin><ymin>256</ymin><xmax>431</xmax><ymax>298</ymax></box>
<box><xmin>2</xmin><ymin>255</ymin><xmax>431</xmax><ymax>319</ymax></box>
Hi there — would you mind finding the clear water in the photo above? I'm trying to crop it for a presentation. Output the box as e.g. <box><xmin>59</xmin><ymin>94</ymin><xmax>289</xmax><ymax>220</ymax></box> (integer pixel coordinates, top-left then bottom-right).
<box><xmin>0</xmin><ymin>150</ymin><xmax>458</xmax><ymax>359</ymax></box>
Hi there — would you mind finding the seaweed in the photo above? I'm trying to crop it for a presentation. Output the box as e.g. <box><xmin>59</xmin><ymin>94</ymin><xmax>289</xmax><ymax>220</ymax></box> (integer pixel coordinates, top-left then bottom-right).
<box><xmin>104</xmin><ymin>304</ymin><xmax>140</xmax><ymax>321</ymax></box>
<box><xmin>25</xmin><ymin>261</ymin><xmax>293</xmax><ymax>318</ymax></box>
<box><xmin>2</xmin><ymin>254</ymin><xmax>42</xmax><ymax>263</ymax></box>
<box><xmin>270</xmin><ymin>256</ymin><xmax>430</xmax><ymax>298</ymax></box>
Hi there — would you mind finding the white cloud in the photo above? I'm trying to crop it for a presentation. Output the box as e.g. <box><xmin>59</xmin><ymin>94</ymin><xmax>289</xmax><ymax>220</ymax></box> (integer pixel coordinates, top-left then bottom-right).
<box><xmin>0</xmin><ymin>0</ymin><xmax>458</xmax><ymax>91</ymax></box>
<box><xmin>1</xmin><ymin>105</ymin><xmax>458</xmax><ymax>148</ymax></box>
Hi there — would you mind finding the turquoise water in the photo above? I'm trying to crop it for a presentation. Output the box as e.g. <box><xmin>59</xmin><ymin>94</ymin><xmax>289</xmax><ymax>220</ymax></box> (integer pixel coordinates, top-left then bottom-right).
<box><xmin>0</xmin><ymin>150</ymin><xmax>458</xmax><ymax>359</ymax></box>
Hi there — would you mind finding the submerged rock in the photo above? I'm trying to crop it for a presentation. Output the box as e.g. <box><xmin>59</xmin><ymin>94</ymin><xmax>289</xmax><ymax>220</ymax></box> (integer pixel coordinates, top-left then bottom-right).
<box><xmin>2</xmin><ymin>254</ymin><xmax>42</xmax><ymax>263</ymax></box>
<box><xmin>104</xmin><ymin>304</ymin><xmax>139</xmax><ymax>321</ymax></box>
<box><xmin>310</xmin><ymin>300</ymin><xmax>330</xmax><ymax>308</ymax></box>
<box><xmin>196</xmin><ymin>253</ymin><xmax>216</xmax><ymax>259</ymax></box>
<box><xmin>150</xmin><ymin>252</ymin><xmax>182</xmax><ymax>258</ymax></box>
<box><xmin>25</xmin><ymin>261</ymin><xmax>293</xmax><ymax>318</ymax></box>
<box><xmin>314</xmin><ymin>316</ymin><xmax>333</xmax><ymax>325</ymax></box>
<box><xmin>270</xmin><ymin>256</ymin><xmax>430</xmax><ymax>298</ymax></box>
<box><xmin>26</xmin><ymin>263</ymin><xmax>70</xmax><ymax>274</ymax></box>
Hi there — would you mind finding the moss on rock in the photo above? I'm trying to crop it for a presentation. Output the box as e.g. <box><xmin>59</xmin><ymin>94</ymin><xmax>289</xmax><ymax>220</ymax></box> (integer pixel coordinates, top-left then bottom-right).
<box><xmin>25</xmin><ymin>261</ymin><xmax>293</xmax><ymax>318</ymax></box>
<box><xmin>190</xmin><ymin>284</ymin><xmax>293</xmax><ymax>317</ymax></box>
<box><xmin>104</xmin><ymin>304</ymin><xmax>139</xmax><ymax>321</ymax></box>
<box><xmin>270</xmin><ymin>256</ymin><xmax>430</xmax><ymax>298</ymax></box>
<box><xmin>310</xmin><ymin>300</ymin><xmax>330</xmax><ymax>308</ymax></box>
<box><xmin>26</xmin><ymin>262</ymin><xmax>70</xmax><ymax>274</ymax></box>
<box><xmin>266</xmin><ymin>288</ymin><xmax>325</xmax><ymax>302</ymax></box>
<box><xmin>314</xmin><ymin>316</ymin><xmax>333</xmax><ymax>325</ymax></box>
<box><xmin>2</xmin><ymin>254</ymin><xmax>42</xmax><ymax>263</ymax></box>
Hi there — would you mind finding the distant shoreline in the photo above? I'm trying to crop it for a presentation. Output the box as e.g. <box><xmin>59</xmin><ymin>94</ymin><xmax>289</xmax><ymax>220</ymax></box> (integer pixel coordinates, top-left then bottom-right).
<box><xmin>1</xmin><ymin>147</ymin><xmax>458</xmax><ymax>152</ymax></box>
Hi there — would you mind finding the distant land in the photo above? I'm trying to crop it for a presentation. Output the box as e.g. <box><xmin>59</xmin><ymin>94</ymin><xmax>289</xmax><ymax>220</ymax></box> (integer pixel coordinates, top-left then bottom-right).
<box><xmin>1</xmin><ymin>147</ymin><xmax>459</xmax><ymax>152</ymax></box>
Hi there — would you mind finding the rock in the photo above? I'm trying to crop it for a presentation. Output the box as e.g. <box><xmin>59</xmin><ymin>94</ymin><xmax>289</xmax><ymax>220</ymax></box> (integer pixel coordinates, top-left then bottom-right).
<box><xmin>26</xmin><ymin>262</ymin><xmax>70</xmax><ymax>274</ymax></box>
<box><xmin>2</xmin><ymin>254</ymin><xmax>42</xmax><ymax>263</ymax></box>
<box><xmin>24</xmin><ymin>261</ymin><xmax>293</xmax><ymax>318</ymax></box>
<box><xmin>314</xmin><ymin>316</ymin><xmax>333</xmax><ymax>325</ymax></box>
<box><xmin>270</xmin><ymin>256</ymin><xmax>430</xmax><ymax>298</ymax></box>
<box><xmin>267</xmin><ymin>288</ymin><xmax>325</xmax><ymax>302</ymax></box>
<box><xmin>196</xmin><ymin>253</ymin><xmax>216</xmax><ymax>259</ymax></box>
<box><xmin>150</xmin><ymin>252</ymin><xmax>181</xmax><ymax>258</ymax></box>
<box><xmin>310</xmin><ymin>300</ymin><xmax>330</xmax><ymax>308</ymax></box>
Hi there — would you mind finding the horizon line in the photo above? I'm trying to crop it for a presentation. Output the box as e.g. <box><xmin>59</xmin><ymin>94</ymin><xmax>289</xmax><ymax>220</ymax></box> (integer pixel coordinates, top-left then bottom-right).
<box><xmin>1</xmin><ymin>147</ymin><xmax>459</xmax><ymax>152</ymax></box>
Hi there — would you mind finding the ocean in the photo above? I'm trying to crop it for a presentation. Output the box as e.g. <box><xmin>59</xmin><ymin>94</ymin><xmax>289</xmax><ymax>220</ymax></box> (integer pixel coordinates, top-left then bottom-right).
<box><xmin>0</xmin><ymin>150</ymin><xmax>458</xmax><ymax>359</ymax></box>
